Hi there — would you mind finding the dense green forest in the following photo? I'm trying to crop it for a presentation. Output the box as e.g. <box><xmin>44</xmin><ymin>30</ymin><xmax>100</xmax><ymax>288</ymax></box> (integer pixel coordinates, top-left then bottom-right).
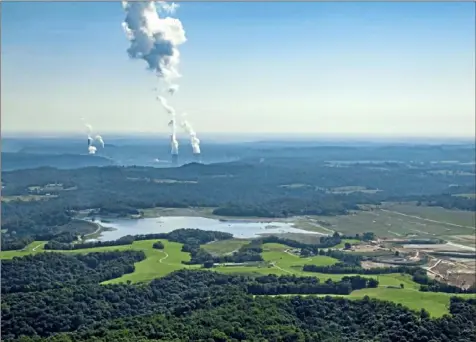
<box><xmin>2</xmin><ymin>153</ymin><xmax>474</xmax><ymax>249</ymax></box>
<box><xmin>2</xmin><ymin>267</ymin><xmax>475</xmax><ymax>342</ymax></box>
<box><xmin>1</xmin><ymin>251</ymin><xmax>145</xmax><ymax>294</ymax></box>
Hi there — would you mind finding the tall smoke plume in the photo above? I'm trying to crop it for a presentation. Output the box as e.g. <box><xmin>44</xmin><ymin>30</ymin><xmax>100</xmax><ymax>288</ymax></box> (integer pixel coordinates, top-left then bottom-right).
<box><xmin>157</xmin><ymin>95</ymin><xmax>178</xmax><ymax>155</ymax></box>
<box><xmin>122</xmin><ymin>0</ymin><xmax>201</xmax><ymax>159</ymax></box>
<box><xmin>82</xmin><ymin>119</ymin><xmax>105</xmax><ymax>154</ymax></box>
<box><xmin>180</xmin><ymin>116</ymin><xmax>200</xmax><ymax>154</ymax></box>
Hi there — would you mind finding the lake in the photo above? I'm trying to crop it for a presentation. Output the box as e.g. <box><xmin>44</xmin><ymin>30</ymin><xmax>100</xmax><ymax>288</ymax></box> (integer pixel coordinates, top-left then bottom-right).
<box><xmin>89</xmin><ymin>216</ymin><xmax>325</xmax><ymax>241</ymax></box>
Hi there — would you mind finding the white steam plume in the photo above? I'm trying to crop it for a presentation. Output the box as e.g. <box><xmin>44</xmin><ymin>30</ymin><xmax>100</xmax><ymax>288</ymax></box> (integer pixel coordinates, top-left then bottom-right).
<box><xmin>122</xmin><ymin>1</ymin><xmax>186</xmax><ymax>87</ymax></box>
<box><xmin>180</xmin><ymin>117</ymin><xmax>201</xmax><ymax>154</ymax></box>
<box><xmin>122</xmin><ymin>1</ymin><xmax>202</xmax><ymax>157</ymax></box>
<box><xmin>157</xmin><ymin>95</ymin><xmax>178</xmax><ymax>154</ymax></box>
<box><xmin>81</xmin><ymin>119</ymin><xmax>105</xmax><ymax>153</ymax></box>
<box><xmin>95</xmin><ymin>135</ymin><xmax>105</xmax><ymax>148</ymax></box>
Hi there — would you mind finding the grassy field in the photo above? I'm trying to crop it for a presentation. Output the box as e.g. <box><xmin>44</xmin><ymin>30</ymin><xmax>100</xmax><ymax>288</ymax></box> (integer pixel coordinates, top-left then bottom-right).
<box><xmin>0</xmin><ymin>241</ymin><xmax>47</xmax><ymax>259</ymax></box>
<box><xmin>262</xmin><ymin>243</ymin><xmax>339</xmax><ymax>270</ymax></box>
<box><xmin>334</xmin><ymin>239</ymin><xmax>361</xmax><ymax>249</ymax></box>
<box><xmin>2</xmin><ymin>239</ymin><xmax>474</xmax><ymax>317</ymax></box>
<box><xmin>381</xmin><ymin>202</ymin><xmax>475</xmax><ymax>228</ymax></box>
<box><xmin>103</xmin><ymin>240</ymin><xmax>197</xmax><ymax>284</ymax></box>
<box><xmin>299</xmin><ymin>203</ymin><xmax>475</xmax><ymax>246</ymax></box>
<box><xmin>203</xmin><ymin>239</ymin><xmax>251</xmax><ymax>255</ymax></box>
<box><xmin>1</xmin><ymin>194</ymin><xmax>57</xmax><ymax>202</ymax></box>
<box><xmin>140</xmin><ymin>207</ymin><xmax>216</xmax><ymax>218</ymax></box>
<box><xmin>271</xmin><ymin>289</ymin><xmax>476</xmax><ymax>318</ymax></box>
<box><xmin>345</xmin><ymin>288</ymin><xmax>476</xmax><ymax>317</ymax></box>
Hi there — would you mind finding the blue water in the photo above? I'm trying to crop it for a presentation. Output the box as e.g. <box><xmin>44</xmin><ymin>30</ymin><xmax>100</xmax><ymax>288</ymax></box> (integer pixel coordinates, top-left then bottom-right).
<box><xmin>91</xmin><ymin>216</ymin><xmax>325</xmax><ymax>241</ymax></box>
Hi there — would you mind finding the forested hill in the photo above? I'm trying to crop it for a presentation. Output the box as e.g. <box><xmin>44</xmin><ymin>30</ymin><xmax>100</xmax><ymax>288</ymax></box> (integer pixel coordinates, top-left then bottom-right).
<box><xmin>2</xmin><ymin>269</ymin><xmax>475</xmax><ymax>341</ymax></box>
<box><xmin>2</xmin><ymin>151</ymin><xmax>475</xmax><ymax>249</ymax></box>
<box><xmin>242</xmin><ymin>144</ymin><xmax>476</xmax><ymax>162</ymax></box>
<box><xmin>1</xmin><ymin>152</ymin><xmax>114</xmax><ymax>171</ymax></box>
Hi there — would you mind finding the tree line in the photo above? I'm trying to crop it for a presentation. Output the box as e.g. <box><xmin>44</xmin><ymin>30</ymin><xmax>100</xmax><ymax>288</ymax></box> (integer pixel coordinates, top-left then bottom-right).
<box><xmin>44</xmin><ymin>229</ymin><xmax>233</xmax><ymax>250</ymax></box>
<box><xmin>246</xmin><ymin>274</ymin><xmax>378</xmax><ymax>295</ymax></box>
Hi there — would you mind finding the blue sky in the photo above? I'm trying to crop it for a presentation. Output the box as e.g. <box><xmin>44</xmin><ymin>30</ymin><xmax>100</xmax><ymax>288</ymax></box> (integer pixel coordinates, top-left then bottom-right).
<box><xmin>2</xmin><ymin>1</ymin><xmax>474</xmax><ymax>137</ymax></box>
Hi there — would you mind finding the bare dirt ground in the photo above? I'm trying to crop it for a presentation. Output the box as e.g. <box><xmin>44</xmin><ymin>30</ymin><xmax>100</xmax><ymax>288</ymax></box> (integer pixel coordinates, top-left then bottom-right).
<box><xmin>361</xmin><ymin>261</ymin><xmax>394</xmax><ymax>269</ymax></box>
<box><xmin>425</xmin><ymin>257</ymin><xmax>476</xmax><ymax>289</ymax></box>
<box><xmin>351</xmin><ymin>244</ymin><xmax>387</xmax><ymax>253</ymax></box>
<box><xmin>402</xmin><ymin>243</ymin><xmax>474</xmax><ymax>252</ymax></box>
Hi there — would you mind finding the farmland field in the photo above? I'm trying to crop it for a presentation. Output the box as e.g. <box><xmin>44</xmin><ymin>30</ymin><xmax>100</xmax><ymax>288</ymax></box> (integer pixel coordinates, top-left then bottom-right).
<box><xmin>298</xmin><ymin>203</ymin><xmax>475</xmax><ymax>247</ymax></box>
<box><xmin>381</xmin><ymin>202</ymin><xmax>475</xmax><ymax>228</ymax></box>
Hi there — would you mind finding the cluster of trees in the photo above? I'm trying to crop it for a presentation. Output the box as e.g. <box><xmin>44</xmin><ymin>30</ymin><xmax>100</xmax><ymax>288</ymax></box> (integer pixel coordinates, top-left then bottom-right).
<box><xmin>44</xmin><ymin>235</ymin><xmax>138</xmax><ymax>250</ymax></box>
<box><xmin>45</xmin><ymin>229</ymin><xmax>233</xmax><ymax>251</ymax></box>
<box><xmin>2</xmin><ymin>269</ymin><xmax>475</xmax><ymax>342</ymax></box>
<box><xmin>259</xmin><ymin>232</ymin><xmax>374</xmax><ymax>251</ymax></box>
<box><xmin>246</xmin><ymin>274</ymin><xmax>378</xmax><ymax>295</ymax></box>
<box><xmin>417</xmin><ymin>194</ymin><xmax>476</xmax><ymax>211</ymax></box>
<box><xmin>152</xmin><ymin>241</ymin><xmax>164</xmax><ymax>249</ymax></box>
<box><xmin>1</xmin><ymin>251</ymin><xmax>144</xmax><ymax>294</ymax></box>
<box><xmin>302</xmin><ymin>263</ymin><xmax>415</xmax><ymax>275</ymax></box>
<box><xmin>1</xmin><ymin>200</ymin><xmax>76</xmax><ymax>250</ymax></box>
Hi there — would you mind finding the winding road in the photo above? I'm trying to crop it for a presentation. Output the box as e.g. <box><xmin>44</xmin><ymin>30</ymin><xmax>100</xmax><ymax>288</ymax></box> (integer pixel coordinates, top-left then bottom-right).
<box><xmin>159</xmin><ymin>251</ymin><xmax>169</xmax><ymax>263</ymax></box>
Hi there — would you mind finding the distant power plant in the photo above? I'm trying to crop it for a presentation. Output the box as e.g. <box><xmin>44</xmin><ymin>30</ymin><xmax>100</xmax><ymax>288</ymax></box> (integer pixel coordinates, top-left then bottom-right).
<box><xmin>171</xmin><ymin>153</ymin><xmax>179</xmax><ymax>165</ymax></box>
<box><xmin>193</xmin><ymin>152</ymin><xmax>201</xmax><ymax>163</ymax></box>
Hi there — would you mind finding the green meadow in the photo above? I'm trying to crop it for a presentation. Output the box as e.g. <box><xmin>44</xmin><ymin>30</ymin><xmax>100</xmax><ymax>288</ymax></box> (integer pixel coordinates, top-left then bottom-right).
<box><xmin>202</xmin><ymin>239</ymin><xmax>251</xmax><ymax>255</ymax></box>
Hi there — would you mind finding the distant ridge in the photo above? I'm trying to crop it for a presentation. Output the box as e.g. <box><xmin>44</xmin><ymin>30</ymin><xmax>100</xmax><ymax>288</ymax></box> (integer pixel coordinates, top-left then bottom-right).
<box><xmin>1</xmin><ymin>152</ymin><xmax>115</xmax><ymax>171</ymax></box>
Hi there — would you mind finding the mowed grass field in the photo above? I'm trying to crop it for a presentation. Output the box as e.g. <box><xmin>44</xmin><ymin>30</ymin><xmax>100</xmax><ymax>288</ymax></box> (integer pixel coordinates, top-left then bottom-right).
<box><xmin>261</xmin><ymin>243</ymin><xmax>338</xmax><ymax>269</ymax></box>
<box><xmin>1</xmin><ymin>240</ymin><xmax>475</xmax><ymax>317</ymax></box>
<box><xmin>202</xmin><ymin>239</ymin><xmax>251</xmax><ymax>255</ymax></box>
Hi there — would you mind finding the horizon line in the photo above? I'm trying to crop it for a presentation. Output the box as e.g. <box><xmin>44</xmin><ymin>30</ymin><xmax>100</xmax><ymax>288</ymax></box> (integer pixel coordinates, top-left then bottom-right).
<box><xmin>2</xmin><ymin>131</ymin><xmax>475</xmax><ymax>143</ymax></box>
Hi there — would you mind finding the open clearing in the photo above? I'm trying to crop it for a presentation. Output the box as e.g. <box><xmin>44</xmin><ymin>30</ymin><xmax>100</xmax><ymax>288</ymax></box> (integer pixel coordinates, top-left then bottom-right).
<box><xmin>334</xmin><ymin>239</ymin><xmax>361</xmax><ymax>249</ymax></box>
<box><xmin>328</xmin><ymin>186</ymin><xmax>381</xmax><ymax>195</ymax></box>
<box><xmin>202</xmin><ymin>239</ymin><xmax>250</xmax><ymax>255</ymax></box>
<box><xmin>1</xmin><ymin>194</ymin><xmax>57</xmax><ymax>202</ymax></box>
<box><xmin>299</xmin><ymin>203</ymin><xmax>475</xmax><ymax>248</ymax></box>
<box><xmin>262</xmin><ymin>243</ymin><xmax>339</xmax><ymax>269</ymax></box>
<box><xmin>1</xmin><ymin>239</ymin><xmax>474</xmax><ymax>317</ymax></box>
<box><xmin>381</xmin><ymin>202</ymin><xmax>475</xmax><ymax>229</ymax></box>
<box><xmin>272</xmin><ymin>288</ymin><xmax>475</xmax><ymax>318</ymax></box>
<box><xmin>140</xmin><ymin>206</ymin><xmax>216</xmax><ymax>218</ymax></box>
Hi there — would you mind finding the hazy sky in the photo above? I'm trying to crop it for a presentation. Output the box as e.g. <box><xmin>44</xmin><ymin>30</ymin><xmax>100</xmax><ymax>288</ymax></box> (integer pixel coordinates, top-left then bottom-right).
<box><xmin>2</xmin><ymin>1</ymin><xmax>475</xmax><ymax>137</ymax></box>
